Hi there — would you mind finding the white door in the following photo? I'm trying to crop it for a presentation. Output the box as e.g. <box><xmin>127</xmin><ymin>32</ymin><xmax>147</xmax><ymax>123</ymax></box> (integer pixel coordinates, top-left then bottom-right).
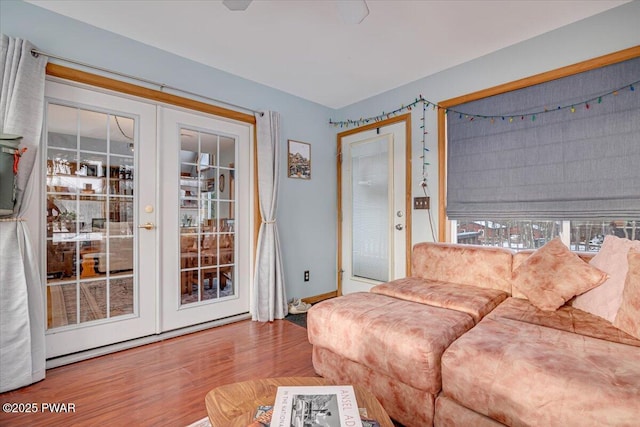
<box><xmin>159</xmin><ymin>107</ymin><xmax>252</xmax><ymax>331</ymax></box>
<box><xmin>340</xmin><ymin>121</ymin><xmax>409</xmax><ymax>294</ymax></box>
<box><xmin>44</xmin><ymin>81</ymin><xmax>157</xmax><ymax>357</ymax></box>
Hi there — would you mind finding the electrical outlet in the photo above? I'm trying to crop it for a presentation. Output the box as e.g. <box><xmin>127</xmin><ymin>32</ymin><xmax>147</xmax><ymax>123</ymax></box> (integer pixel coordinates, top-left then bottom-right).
<box><xmin>414</xmin><ymin>196</ymin><xmax>430</xmax><ymax>210</ymax></box>
<box><xmin>304</xmin><ymin>270</ymin><xmax>310</xmax><ymax>282</ymax></box>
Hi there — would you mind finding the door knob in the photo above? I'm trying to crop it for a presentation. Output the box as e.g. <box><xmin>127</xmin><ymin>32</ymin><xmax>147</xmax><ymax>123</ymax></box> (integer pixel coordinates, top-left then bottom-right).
<box><xmin>395</xmin><ymin>224</ymin><xmax>404</xmax><ymax>230</ymax></box>
<box><xmin>138</xmin><ymin>222</ymin><xmax>155</xmax><ymax>230</ymax></box>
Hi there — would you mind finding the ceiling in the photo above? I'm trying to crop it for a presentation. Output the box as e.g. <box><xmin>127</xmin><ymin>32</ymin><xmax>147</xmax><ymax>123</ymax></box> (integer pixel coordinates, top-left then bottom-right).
<box><xmin>27</xmin><ymin>0</ymin><xmax>628</xmax><ymax>109</ymax></box>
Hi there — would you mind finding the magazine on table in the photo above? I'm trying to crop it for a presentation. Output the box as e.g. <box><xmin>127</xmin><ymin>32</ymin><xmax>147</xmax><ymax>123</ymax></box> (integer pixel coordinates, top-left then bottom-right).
<box><xmin>247</xmin><ymin>405</ymin><xmax>379</xmax><ymax>427</ymax></box>
<box><xmin>270</xmin><ymin>385</ymin><xmax>363</xmax><ymax>427</ymax></box>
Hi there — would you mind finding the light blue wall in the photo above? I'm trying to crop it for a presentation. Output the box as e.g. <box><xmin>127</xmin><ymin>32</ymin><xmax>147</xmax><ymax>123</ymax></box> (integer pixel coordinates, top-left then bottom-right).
<box><xmin>335</xmin><ymin>0</ymin><xmax>640</xmax><ymax>246</ymax></box>
<box><xmin>0</xmin><ymin>0</ymin><xmax>337</xmax><ymax>302</ymax></box>
<box><xmin>2</xmin><ymin>0</ymin><xmax>639</xmax><ymax>303</ymax></box>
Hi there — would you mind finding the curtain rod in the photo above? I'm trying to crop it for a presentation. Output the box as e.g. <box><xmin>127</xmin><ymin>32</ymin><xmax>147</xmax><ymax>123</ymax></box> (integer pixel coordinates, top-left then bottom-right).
<box><xmin>31</xmin><ymin>48</ymin><xmax>263</xmax><ymax>116</ymax></box>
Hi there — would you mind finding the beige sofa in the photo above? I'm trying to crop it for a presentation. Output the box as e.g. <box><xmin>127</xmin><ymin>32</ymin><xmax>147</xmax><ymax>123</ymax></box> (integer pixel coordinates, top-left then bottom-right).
<box><xmin>307</xmin><ymin>241</ymin><xmax>640</xmax><ymax>426</ymax></box>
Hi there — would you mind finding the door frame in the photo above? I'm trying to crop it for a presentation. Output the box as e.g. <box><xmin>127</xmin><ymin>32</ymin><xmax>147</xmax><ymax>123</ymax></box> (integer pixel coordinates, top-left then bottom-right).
<box><xmin>336</xmin><ymin>113</ymin><xmax>412</xmax><ymax>296</ymax></box>
<box><xmin>40</xmin><ymin>64</ymin><xmax>260</xmax><ymax>363</ymax></box>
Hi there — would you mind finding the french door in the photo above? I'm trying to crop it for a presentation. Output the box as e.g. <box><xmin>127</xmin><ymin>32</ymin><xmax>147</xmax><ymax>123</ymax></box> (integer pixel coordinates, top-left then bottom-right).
<box><xmin>159</xmin><ymin>107</ymin><xmax>252</xmax><ymax>331</ymax></box>
<box><xmin>44</xmin><ymin>81</ymin><xmax>157</xmax><ymax>357</ymax></box>
<box><xmin>43</xmin><ymin>81</ymin><xmax>253</xmax><ymax>357</ymax></box>
<box><xmin>339</xmin><ymin>119</ymin><xmax>410</xmax><ymax>295</ymax></box>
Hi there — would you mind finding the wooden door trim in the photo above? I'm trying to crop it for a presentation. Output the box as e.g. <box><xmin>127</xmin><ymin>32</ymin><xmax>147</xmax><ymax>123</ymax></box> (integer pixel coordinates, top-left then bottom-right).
<box><xmin>46</xmin><ymin>63</ymin><xmax>256</xmax><ymax>124</ymax></box>
<box><xmin>336</xmin><ymin>113</ymin><xmax>412</xmax><ymax>296</ymax></box>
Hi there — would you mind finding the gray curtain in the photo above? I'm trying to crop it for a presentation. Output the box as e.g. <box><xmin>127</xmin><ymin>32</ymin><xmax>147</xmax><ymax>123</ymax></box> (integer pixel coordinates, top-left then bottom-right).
<box><xmin>252</xmin><ymin>111</ymin><xmax>287</xmax><ymax>322</ymax></box>
<box><xmin>447</xmin><ymin>56</ymin><xmax>640</xmax><ymax>220</ymax></box>
<box><xmin>0</xmin><ymin>35</ymin><xmax>47</xmax><ymax>392</ymax></box>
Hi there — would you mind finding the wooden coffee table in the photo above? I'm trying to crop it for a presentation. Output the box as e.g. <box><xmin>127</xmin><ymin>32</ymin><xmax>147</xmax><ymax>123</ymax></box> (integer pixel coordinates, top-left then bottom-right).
<box><xmin>205</xmin><ymin>376</ymin><xmax>394</xmax><ymax>426</ymax></box>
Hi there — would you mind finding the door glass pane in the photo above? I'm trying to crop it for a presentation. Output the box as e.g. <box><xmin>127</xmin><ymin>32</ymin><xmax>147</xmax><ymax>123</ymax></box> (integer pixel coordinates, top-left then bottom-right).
<box><xmin>179</xmin><ymin>128</ymin><xmax>236</xmax><ymax>305</ymax></box>
<box><xmin>45</xmin><ymin>102</ymin><xmax>135</xmax><ymax>330</ymax></box>
<box><xmin>351</xmin><ymin>137</ymin><xmax>390</xmax><ymax>282</ymax></box>
<box><xmin>109</xmin><ymin>115</ymin><xmax>135</xmax><ymax>155</ymax></box>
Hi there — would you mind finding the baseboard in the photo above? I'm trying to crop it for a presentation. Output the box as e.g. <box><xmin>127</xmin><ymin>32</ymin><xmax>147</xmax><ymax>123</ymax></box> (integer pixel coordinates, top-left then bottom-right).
<box><xmin>45</xmin><ymin>313</ymin><xmax>251</xmax><ymax>369</ymax></box>
<box><xmin>302</xmin><ymin>291</ymin><xmax>337</xmax><ymax>305</ymax></box>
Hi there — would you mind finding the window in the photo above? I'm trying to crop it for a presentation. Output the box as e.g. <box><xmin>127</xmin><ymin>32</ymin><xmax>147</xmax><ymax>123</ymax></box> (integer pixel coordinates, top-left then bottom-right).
<box><xmin>438</xmin><ymin>48</ymin><xmax>640</xmax><ymax>243</ymax></box>
<box><xmin>452</xmin><ymin>219</ymin><xmax>639</xmax><ymax>252</ymax></box>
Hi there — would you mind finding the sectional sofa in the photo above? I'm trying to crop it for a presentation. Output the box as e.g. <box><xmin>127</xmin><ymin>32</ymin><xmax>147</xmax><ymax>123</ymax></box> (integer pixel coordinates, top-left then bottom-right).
<box><xmin>307</xmin><ymin>238</ymin><xmax>640</xmax><ymax>426</ymax></box>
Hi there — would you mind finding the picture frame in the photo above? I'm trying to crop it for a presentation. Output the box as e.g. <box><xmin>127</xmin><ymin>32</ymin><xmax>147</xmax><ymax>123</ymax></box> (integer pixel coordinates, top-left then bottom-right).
<box><xmin>288</xmin><ymin>140</ymin><xmax>311</xmax><ymax>180</ymax></box>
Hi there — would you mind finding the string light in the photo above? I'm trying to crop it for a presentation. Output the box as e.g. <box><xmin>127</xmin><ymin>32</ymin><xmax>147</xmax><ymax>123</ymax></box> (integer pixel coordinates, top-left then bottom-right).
<box><xmin>328</xmin><ymin>79</ymin><xmax>638</xmax><ymax>190</ymax></box>
<box><xmin>329</xmin><ymin>80</ymin><xmax>638</xmax><ymax>128</ymax></box>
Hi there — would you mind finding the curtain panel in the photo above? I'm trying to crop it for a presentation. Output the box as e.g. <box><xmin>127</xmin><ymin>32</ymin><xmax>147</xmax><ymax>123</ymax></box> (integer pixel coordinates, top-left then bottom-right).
<box><xmin>0</xmin><ymin>34</ymin><xmax>47</xmax><ymax>392</ymax></box>
<box><xmin>252</xmin><ymin>111</ymin><xmax>287</xmax><ymax>322</ymax></box>
<box><xmin>446</xmin><ymin>56</ymin><xmax>640</xmax><ymax>220</ymax></box>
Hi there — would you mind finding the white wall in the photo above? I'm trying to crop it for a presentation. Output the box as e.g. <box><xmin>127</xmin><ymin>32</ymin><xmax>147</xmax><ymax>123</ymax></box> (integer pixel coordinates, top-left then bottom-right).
<box><xmin>0</xmin><ymin>0</ymin><xmax>338</xmax><ymax>302</ymax></box>
<box><xmin>335</xmin><ymin>0</ymin><xmax>640</xmax><ymax>247</ymax></box>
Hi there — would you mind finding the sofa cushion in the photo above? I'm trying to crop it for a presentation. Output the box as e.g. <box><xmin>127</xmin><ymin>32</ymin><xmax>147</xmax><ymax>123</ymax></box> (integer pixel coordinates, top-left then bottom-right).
<box><xmin>614</xmin><ymin>249</ymin><xmax>640</xmax><ymax>340</ymax></box>
<box><xmin>411</xmin><ymin>242</ymin><xmax>513</xmax><ymax>293</ymax></box>
<box><xmin>307</xmin><ymin>292</ymin><xmax>475</xmax><ymax>394</ymax></box>
<box><xmin>435</xmin><ymin>395</ymin><xmax>505</xmax><ymax>427</ymax></box>
<box><xmin>371</xmin><ymin>277</ymin><xmax>508</xmax><ymax>324</ymax></box>
<box><xmin>313</xmin><ymin>346</ymin><xmax>435</xmax><ymax>427</ymax></box>
<box><xmin>441</xmin><ymin>300</ymin><xmax>640</xmax><ymax>427</ymax></box>
<box><xmin>573</xmin><ymin>235</ymin><xmax>640</xmax><ymax>322</ymax></box>
<box><xmin>512</xmin><ymin>250</ymin><xmax>595</xmax><ymax>300</ymax></box>
<box><xmin>488</xmin><ymin>297</ymin><xmax>640</xmax><ymax>347</ymax></box>
<box><xmin>512</xmin><ymin>238</ymin><xmax>608</xmax><ymax>311</ymax></box>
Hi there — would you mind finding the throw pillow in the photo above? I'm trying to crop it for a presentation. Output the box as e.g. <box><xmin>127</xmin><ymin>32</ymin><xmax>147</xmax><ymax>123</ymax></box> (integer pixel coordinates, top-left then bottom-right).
<box><xmin>572</xmin><ymin>235</ymin><xmax>640</xmax><ymax>322</ymax></box>
<box><xmin>512</xmin><ymin>238</ymin><xmax>608</xmax><ymax>311</ymax></box>
<box><xmin>613</xmin><ymin>249</ymin><xmax>640</xmax><ymax>340</ymax></box>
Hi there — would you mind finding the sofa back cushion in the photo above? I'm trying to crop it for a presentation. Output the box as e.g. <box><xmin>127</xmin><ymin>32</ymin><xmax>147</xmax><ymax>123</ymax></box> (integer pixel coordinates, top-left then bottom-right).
<box><xmin>614</xmin><ymin>249</ymin><xmax>640</xmax><ymax>340</ymax></box>
<box><xmin>511</xmin><ymin>238</ymin><xmax>608</xmax><ymax>311</ymax></box>
<box><xmin>512</xmin><ymin>249</ymin><xmax>595</xmax><ymax>300</ymax></box>
<box><xmin>412</xmin><ymin>242</ymin><xmax>513</xmax><ymax>293</ymax></box>
<box><xmin>573</xmin><ymin>236</ymin><xmax>640</xmax><ymax>322</ymax></box>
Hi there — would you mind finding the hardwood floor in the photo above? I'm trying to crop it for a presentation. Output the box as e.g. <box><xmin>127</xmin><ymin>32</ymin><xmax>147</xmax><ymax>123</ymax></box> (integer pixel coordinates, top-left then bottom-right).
<box><xmin>0</xmin><ymin>319</ymin><xmax>317</xmax><ymax>426</ymax></box>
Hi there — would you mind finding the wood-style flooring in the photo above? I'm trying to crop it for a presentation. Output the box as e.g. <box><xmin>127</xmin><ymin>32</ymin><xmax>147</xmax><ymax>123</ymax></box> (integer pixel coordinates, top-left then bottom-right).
<box><xmin>0</xmin><ymin>319</ymin><xmax>317</xmax><ymax>426</ymax></box>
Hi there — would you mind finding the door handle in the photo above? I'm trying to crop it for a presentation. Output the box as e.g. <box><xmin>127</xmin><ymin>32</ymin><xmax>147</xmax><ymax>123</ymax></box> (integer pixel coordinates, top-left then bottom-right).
<box><xmin>395</xmin><ymin>224</ymin><xmax>404</xmax><ymax>230</ymax></box>
<box><xmin>138</xmin><ymin>222</ymin><xmax>155</xmax><ymax>230</ymax></box>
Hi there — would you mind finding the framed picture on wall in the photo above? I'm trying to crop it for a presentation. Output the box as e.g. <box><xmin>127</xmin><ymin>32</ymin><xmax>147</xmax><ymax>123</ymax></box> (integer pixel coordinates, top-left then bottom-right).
<box><xmin>288</xmin><ymin>140</ymin><xmax>311</xmax><ymax>180</ymax></box>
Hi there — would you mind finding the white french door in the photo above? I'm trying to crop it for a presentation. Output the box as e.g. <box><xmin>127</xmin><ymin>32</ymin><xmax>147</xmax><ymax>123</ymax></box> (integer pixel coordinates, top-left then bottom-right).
<box><xmin>159</xmin><ymin>107</ymin><xmax>252</xmax><ymax>331</ymax></box>
<box><xmin>340</xmin><ymin>121</ymin><xmax>409</xmax><ymax>294</ymax></box>
<box><xmin>44</xmin><ymin>81</ymin><xmax>157</xmax><ymax>357</ymax></box>
<box><xmin>43</xmin><ymin>82</ymin><xmax>253</xmax><ymax>358</ymax></box>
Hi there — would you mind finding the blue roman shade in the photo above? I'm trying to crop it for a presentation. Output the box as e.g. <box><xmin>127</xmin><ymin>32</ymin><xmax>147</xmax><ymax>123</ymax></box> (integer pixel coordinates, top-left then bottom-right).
<box><xmin>446</xmin><ymin>56</ymin><xmax>640</xmax><ymax>220</ymax></box>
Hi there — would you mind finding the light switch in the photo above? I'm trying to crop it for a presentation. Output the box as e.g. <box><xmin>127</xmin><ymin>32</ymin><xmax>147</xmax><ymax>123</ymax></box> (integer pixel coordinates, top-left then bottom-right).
<box><xmin>413</xmin><ymin>197</ymin><xmax>430</xmax><ymax>210</ymax></box>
